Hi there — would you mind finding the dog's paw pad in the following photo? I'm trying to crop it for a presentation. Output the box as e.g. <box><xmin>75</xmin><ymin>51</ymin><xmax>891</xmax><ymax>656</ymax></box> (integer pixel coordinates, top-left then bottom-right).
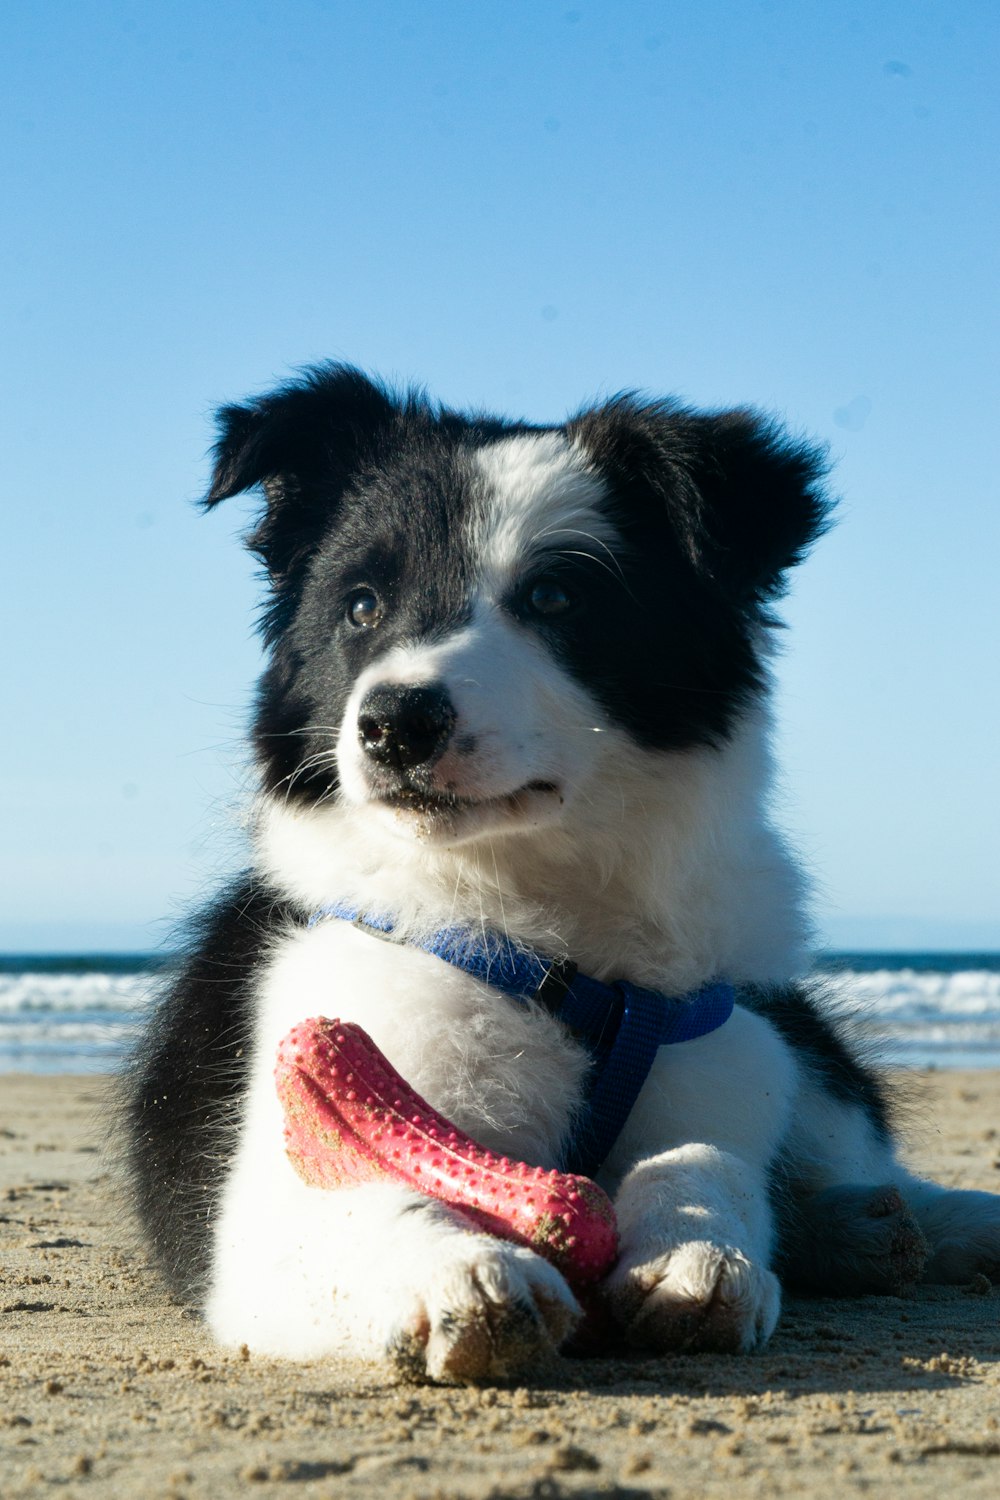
<box><xmin>608</xmin><ymin>1241</ymin><xmax>779</xmax><ymax>1354</ymax></box>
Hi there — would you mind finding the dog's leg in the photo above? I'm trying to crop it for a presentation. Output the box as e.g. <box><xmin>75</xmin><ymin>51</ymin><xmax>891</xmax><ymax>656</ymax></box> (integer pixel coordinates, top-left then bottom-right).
<box><xmin>601</xmin><ymin>1005</ymin><xmax>794</xmax><ymax>1353</ymax></box>
<box><xmin>605</xmin><ymin>1142</ymin><xmax>781</xmax><ymax>1352</ymax></box>
<box><xmin>773</xmin><ymin>1082</ymin><xmax>930</xmax><ymax>1295</ymax></box>
<box><xmin>205</xmin><ymin>1138</ymin><xmax>579</xmax><ymax>1382</ymax></box>
<box><xmin>733</xmin><ymin>988</ymin><xmax>950</xmax><ymax>1296</ymax></box>
<box><xmin>775</xmin><ymin>1078</ymin><xmax>1000</xmax><ymax>1292</ymax></box>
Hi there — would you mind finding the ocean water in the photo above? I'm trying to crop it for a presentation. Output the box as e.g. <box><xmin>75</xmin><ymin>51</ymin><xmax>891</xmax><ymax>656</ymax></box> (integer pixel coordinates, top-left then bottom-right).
<box><xmin>1</xmin><ymin>951</ymin><xmax>999</xmax><ymax>1074</ymax></box>
<box><xmin>816</xmin><ymin>952</ymin><xmax>1000</xmax><ymax>1071</ymax></box>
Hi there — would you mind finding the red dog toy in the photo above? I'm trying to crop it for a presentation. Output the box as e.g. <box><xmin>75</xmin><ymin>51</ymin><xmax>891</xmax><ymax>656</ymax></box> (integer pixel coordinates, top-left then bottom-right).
<box><xmin>275</xmin><ymin>1017</ymin><xmax>618</xmax><ymax>1289</ymax></box>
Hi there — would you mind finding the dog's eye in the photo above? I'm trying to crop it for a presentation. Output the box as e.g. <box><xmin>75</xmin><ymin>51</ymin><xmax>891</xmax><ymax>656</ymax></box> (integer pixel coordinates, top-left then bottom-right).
<box><xmin>527</xmin><ymin>580</ymin><xmax>573</xmax><ymax>617</ymax></box>
<box><xmin>347</xmin><ymin>588</ymin><xmax>383</xmax><ymax>629</ymax></box>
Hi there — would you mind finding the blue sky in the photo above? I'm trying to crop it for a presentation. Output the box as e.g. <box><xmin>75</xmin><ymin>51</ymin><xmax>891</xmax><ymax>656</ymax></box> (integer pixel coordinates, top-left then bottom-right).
<box><xmin>3</xmin><ymin>1</ymin><xmax>998</xmax><ymax>951</ymax></box>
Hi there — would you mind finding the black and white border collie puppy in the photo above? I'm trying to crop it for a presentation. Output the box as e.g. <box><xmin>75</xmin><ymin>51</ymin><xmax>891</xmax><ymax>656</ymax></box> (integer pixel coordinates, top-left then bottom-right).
<box><xmin>124</xmin><ymin>365</ymin><xmax>1000</xmax><ymax>1382</ymax></box>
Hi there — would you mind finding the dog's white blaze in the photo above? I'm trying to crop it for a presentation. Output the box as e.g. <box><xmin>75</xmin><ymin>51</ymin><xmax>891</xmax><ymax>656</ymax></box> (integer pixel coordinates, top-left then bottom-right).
<box><xmin>334</xmin><ymin>601</ymin><xmax>603</xmax><ymax>819</ymax></box>
<box><xmin>470</xmin><ymin>430</ymin><xmax>617</xmax><ymax>595</ymax></box>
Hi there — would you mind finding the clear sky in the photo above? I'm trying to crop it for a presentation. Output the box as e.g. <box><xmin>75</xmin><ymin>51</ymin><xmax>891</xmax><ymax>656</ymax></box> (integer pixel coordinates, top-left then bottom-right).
<box><xmin>3</xmin><ymin>1</ymin><xmax>998</xmax><ymax>952</ymax></box>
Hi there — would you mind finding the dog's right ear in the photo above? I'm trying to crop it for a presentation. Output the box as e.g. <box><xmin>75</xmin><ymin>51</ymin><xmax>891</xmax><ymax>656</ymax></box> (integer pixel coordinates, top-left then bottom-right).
<box><xmin>202</xmin><ymin>363</ymin><xmax>400</xmax><ymax>580</ymax></box>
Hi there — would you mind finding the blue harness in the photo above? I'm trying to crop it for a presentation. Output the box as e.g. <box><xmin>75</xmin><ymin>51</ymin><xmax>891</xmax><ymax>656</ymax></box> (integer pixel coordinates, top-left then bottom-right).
<box><xmin>310</xmin><ymin>901</ymin><xmax>735</xmax><ymax>1179</ymax></box>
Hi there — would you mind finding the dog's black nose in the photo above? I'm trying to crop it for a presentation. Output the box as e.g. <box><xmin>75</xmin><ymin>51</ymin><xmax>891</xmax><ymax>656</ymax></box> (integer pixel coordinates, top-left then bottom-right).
<box><xmin>357</xmin><ymin>684</ymin><xmax>456</xmax><ymax>771</ymax></box>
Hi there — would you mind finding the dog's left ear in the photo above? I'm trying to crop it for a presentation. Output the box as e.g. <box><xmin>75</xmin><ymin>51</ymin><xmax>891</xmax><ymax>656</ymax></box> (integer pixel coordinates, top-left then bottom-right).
<box><xmin>201</xmin><ymin>364</ymin><xmax>401</xmax><ymax>583</ymax></box>
<box><xmin>571</xmin><ymin>396</ymin><xmax>832</xmax><ymax>604</ymax></box>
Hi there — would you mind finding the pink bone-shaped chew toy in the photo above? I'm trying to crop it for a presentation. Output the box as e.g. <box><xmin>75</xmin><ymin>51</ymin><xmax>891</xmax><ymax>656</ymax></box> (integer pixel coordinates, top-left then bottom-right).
<box><xmin>275</xmin><ymin>1017</ymin><xmax>619</xmax><ymax>1289</ymax></box>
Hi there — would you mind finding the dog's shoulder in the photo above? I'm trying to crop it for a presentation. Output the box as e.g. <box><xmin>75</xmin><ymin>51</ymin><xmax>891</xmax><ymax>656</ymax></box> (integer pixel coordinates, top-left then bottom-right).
<box><xmin>740</xmin><ymin>980</ymin><xmax>894</xmax><ymax>1139</ymax></box>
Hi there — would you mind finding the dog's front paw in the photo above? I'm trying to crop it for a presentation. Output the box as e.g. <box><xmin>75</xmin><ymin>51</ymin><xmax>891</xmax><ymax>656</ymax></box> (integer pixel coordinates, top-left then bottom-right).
<box><xmin>606</xmin><ymin>1240</ymin><xmax>780</xmax><ymax>1354</ymax></box>
<box><xmin>384</xmin><ymin>1235</ymin><xmax>580</xmax><ymax>1383</ymax></box>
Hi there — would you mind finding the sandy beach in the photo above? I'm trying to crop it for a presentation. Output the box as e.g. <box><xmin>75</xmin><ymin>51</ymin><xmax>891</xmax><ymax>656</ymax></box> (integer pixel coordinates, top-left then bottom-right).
<box><xmin>2</xmin><ymin>1070</ymin><xmax>999</xmax><ymax>1499</ymax></box>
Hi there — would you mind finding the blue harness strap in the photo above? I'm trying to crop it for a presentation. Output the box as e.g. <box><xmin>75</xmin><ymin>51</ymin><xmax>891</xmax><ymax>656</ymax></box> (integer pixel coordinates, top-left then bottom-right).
<box><xmin>309</xmin><ymin>901</ymin><xmax>735</xmax><ymax>1178</ymax></box>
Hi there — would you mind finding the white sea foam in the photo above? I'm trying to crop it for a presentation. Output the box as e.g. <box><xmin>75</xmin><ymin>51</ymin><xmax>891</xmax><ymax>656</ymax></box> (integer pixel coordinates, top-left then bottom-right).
<box><xmin>1</xmin><ymin>961</ymin><xmax>999</xmax><ymax>1072</ymax></box>
<box><xmin>820</xmin><ymin>967</ymin><xmax>1000</xmax><ymax>1069</ymax></box>
<box><xmin>830</xmin><ymin>968</ymin><xmax>1000</xmax><ymax>1019</ymax></box>
<box><xmin>0</xmin><ymin>969</ymin><xmax>154</xmax><ymax>1072</ymax></box>
<box><xmin>0</xmin><ymin>972</ymin><xmax>151</xmax><ymax>1014</ymax></box>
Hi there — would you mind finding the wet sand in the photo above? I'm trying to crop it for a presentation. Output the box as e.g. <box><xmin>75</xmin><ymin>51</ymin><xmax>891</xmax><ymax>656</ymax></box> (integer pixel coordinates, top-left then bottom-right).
<box><xmin>2</xmin><ymin>1070</ymin><xmax>999</xmax><ymax>1499</ymax></box>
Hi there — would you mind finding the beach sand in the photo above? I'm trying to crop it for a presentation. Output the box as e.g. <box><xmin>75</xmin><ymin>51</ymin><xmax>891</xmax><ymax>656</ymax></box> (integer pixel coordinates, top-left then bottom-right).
<box><xmin>2</xmin><ymin>1071</ymin><xmax>999</xmax><ymax>1499</ymax></box>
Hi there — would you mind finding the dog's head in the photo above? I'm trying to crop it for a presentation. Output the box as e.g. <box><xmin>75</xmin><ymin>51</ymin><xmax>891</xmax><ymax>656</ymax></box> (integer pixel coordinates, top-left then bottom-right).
<box><xmin>205</xmin><ymin>364</ymin><xmax>829</xmax><ymax>851</ymax></box>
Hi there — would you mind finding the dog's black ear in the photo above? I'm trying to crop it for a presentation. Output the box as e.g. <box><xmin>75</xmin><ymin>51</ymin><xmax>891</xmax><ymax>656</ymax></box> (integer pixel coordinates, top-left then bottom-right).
<box><xmin>203</xmin><ymin>363</ymin><xmax>400</xmax><ymax>579</ymax></box>
<box><xmin>571</xmin><ymin>396</ymin><xmax>832</xmax><ymax>604</ymax></box>
<box><xmin>682</xmin><ymin>406</ymin><xmax>833</xmax><ymax>601</ymax></box>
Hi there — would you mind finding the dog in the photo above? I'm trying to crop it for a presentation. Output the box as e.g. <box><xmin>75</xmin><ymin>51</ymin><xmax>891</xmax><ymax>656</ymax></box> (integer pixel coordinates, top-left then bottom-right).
<box><xmin>123</xmin><ymin>364</ymin><xmax>1000</xmax><ymax>1381</ymax></box>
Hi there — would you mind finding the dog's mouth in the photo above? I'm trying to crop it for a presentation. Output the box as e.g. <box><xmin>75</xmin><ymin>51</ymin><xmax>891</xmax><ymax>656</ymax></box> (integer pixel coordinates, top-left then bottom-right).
<box><xmin>377</xmin><ymin>779</ymin><xmax>559</xmax><ymax>816</ymax></box>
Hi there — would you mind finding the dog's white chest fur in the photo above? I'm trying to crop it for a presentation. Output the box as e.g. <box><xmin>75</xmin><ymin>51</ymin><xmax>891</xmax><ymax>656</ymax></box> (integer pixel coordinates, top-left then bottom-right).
<box><xmin>255</xmin><ymin>918</ymin><xmax>589</xmax><ymax>1165</ymax></box>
